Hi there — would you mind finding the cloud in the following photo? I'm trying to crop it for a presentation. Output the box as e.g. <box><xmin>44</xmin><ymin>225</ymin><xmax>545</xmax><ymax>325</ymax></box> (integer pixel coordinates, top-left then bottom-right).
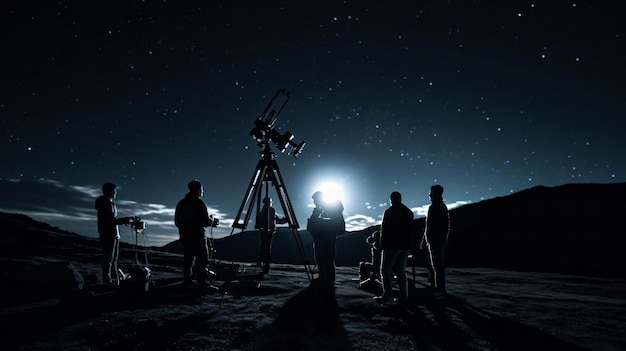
<box><xmin>411</xmin><ymin>200</ymin><xmax>471</xmax><ymax>217</ymax></box>
<box><xmin>70</xmin><ymin>185</ymin><xmax>103</xmax><ymax>198</ymax></box>
<box><xmin>344</xmin><ymin>214</ymin><xmax>378</xmax><ymax>231</ymax></box>
<box><xmin>0</xmin><ymin>178</ymin><xmax>177</xmax><ymax>246</ymax></box>
<box><xmin>0</xmin><ymin>178</ymin><xmax>247</xmax><ymax>246</ymax></box>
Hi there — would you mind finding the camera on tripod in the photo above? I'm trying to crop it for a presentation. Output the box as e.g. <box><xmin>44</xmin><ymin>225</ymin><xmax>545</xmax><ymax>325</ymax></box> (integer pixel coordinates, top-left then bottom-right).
<box><xmin>210</xmin><ymin>216</ymin><xmax>219</xmax><ymax>227</ymax></box>
<box><xmin>129</xmin><ymin>216</ymin><xmax>145</xmax><ymax>230</ymax></box>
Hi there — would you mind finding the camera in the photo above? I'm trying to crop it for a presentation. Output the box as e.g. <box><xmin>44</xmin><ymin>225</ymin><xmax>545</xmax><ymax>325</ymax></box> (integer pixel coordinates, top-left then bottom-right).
<box><xmin>210</xmin><ymin>216</ymin><xmax>219</xmax><ymax>227</ymax></box>
<box><xmin>129</xmin><ymin>216</ymin><xmax>145</xmax><ymax>230</ymax></box>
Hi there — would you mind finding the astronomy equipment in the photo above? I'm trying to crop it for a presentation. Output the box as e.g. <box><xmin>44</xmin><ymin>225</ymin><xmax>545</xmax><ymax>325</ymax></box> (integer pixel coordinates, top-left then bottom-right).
<box><xmin>229</xmin><ymin>89</ymin><xmax>313</xmax><ymax>282</ymax></box>
<box><xmin>129</xmin><ymin>216</ymin><xmax>145</xmax><ymax>231</ymax></box>
<box><xmin>209</xmin><ymin>216</ymin><xmax>219</xmax><ymax>227</ymax></box>
<box><xmin>248</xmin><ymin>89</ymin><xmax>305</xmax><ymax>157</ymax></box>
<box><xmin>118</xmin><ymin>216</ymin><xmax>153</xmax><ymax>293</ymax></box>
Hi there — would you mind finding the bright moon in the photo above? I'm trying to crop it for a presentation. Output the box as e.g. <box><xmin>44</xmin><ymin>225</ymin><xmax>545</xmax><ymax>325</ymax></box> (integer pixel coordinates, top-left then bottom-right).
<box><xmin>316</xmin><ymin>181</ymin><xmax>344</xmax><ymax>203</ymax></box>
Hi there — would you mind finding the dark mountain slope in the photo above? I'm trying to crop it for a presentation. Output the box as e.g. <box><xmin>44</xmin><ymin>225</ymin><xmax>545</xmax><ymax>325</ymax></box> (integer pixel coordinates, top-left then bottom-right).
<box><xmin>445</xmin><ymin>183</ymin><xmax>626</xmax><ymax>278</ymax></box>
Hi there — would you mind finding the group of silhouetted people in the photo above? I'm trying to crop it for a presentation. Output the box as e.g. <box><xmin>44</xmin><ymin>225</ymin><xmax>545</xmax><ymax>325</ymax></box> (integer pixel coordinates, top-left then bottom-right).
<box><xmin>95</xmin><ymin>180</ymin><xmax>218</xmax><ymax>289</ymax></box>
<box><xmin>95</xmin><ymin>179</ymin><xmax>449</xmax><ymax>302</ymax></box>
<box><xmin>360</xmin><ymin>186</ymin><xmax>450</xmax><ymax>303</ymax></box>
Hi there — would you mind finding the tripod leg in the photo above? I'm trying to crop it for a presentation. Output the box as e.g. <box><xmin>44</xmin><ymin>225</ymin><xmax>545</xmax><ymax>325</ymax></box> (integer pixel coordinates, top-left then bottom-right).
<box><xmin>412</xmin><ymin>255</ymin><xmax>416</xmax><ymax>291</ymax></box>
<box><xmin>268</xmin><ymin>159</ymin><xmax>299</xmax><ymax>229</ymax></box>
<box><xmin>291</xmin><ymin>229</ymin><xmax>313</xmax><ymax>281</ymax></box>
<box><xmin>232</xmin><ymin>160</ymin><xmax>268</xmax><ymax>230</ymax></box>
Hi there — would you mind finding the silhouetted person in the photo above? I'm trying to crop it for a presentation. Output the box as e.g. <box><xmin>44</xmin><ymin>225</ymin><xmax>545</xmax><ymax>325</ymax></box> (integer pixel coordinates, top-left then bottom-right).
<box><xmin>374</xmin><ymin>191</ymin><xmax>414</xmax><ymax>305</ymax></box>
<box><xmin>358</xmin><ymin>230</ymin><xmax>382</xmax><ymax>290</ymax></box>
<box><xmin>307</xmin><ymin>191</ymin><xmax>345</xmax><ymax>291</ymax></box>
<box><xmin>95</xmin><ymin>182</ymin><xmax>130</xmax><ymax>286</ymax></box>
<box><xmin>255</xmin><ymin>196</ymin><xmax>288</xmax><ymax>273</ymax></box>
<box><xmin>420</xmin><ymin>184</ymin><xmax>450</xmax><ymax>299</ymax></box>
<box><xmin>175</xmin><ymin>179</ymin><xmax>217</xmax><ymax>288</ymax></box>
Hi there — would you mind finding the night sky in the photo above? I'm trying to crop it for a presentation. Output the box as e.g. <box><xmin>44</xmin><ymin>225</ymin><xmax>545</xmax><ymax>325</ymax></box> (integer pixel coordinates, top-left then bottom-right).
<box><xmin>2</xmin><ymin>1</ymin><xmax>624</xmax><ymax>246</ymax></box>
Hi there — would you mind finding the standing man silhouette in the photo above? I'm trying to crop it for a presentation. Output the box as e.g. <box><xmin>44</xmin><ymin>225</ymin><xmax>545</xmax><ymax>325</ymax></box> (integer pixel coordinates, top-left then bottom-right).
<box><xmin>255</xmin><ymin>196</ymin><xmax>288</xmax><ymax>273</ymax></box>
<box><xmin>420</xmin><ymin>184</ymin><xmax>450</xmax><ymax>299</ymax></box>
<box><xmin>307</xmin><ymin>191</ymin><xmax>345</xmax><ymax>292</ymax></box>
<box><xmin>175</xmin><ymin>179</ymin><xmax>217</xmax><ymax>288</ymax></box>
<box><xmin>374</xmin><ymin>191</ymin><xmax>414</xmax><ymax>305</ymax></box>
<box><xmin>95</xmin><ymin>182</ymin><xmax>130</xmax><ymax>286</ymax></box>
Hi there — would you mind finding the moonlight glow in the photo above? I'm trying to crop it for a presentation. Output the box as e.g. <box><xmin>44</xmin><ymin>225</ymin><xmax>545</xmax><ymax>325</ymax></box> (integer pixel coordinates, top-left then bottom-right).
<box><xmin>315</xmin><ymin>181</ymin><xmax>345</xmax><ymax>204</ymax></box>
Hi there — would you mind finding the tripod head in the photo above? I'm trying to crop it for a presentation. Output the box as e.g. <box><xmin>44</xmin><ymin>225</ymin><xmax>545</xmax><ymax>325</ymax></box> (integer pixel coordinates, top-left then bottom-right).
<box><xmin>249</xmin><ymin>89</ymin><xmax>305</xmax><ymax>158</ymax></box>
<box><xmin>129</xmin><ymin>216</ymin><xmax>145</xmax><ymax>231</ymax></box>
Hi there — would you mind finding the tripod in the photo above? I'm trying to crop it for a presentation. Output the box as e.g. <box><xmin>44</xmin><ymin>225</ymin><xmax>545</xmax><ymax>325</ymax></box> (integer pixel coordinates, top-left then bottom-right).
<box><xmin>130</xmin><ymin>218</ymin><xmax>149</xmax><ymax>268</ymax></box>
<box><xmin>230</xmin><ymin>143</ymin><xmax>313</xmax><ymax>281</ymax></box>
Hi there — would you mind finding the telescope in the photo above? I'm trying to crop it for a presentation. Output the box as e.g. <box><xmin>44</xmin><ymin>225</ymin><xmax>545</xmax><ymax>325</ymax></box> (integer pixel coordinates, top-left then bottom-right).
<box><xmin>231</xmin><ymin>88</ymin><xmax>312</xmax><ymax>282</ymax></box>
<box><xmin>249</xmin><ymin>89</ymin><xmax>305</xmax><ymax>157</ymax></box>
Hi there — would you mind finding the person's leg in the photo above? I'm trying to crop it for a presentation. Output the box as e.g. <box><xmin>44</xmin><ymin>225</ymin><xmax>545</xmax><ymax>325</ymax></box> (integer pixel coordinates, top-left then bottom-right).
<box><xmin>183</xmin><ymin>242</ymin><xmax>195</xmax><ymax>284</ymax></box>
<box><xmin>433</xmin><ymin>243</ymin><xmax>447</xmax><ymax>292</ymax></box>
<box><xmin>257</xmin><ymin>232</ymin><xmax>265</xmax><ymax>267</ymax></box>
<box><xmin>263</xmin><ymin>231</ymin><xmax>270</xmax><ymax>260</ymax></box>
<box><xmin>265</xmin><ymin>231</ymin><xmax>274</xmax><ymax>263</ymax></box>
<box><xmin>372</xmin><ymin>249</ymin><xmax>382</xmax><ymax>280</ymax></box>
<box><xmin>380</xmin><ymin>250</ymin><xmax>399</xmax><ymax>300</ymax></box>
<box><xmin>327</xmin><ymin>240</ymin><xmax>336</xmax><ymax>286</ymax></box>
<box><xmin>112</xmin><ymin>238</ymin><xmax>120</xmax><ymax>284</ymax></box>
<box><xmin>101</xmin><ymin>239</ymin><xmax>114</xmax><ymax>284</ymax></box>
<box><xmin>428</xmin><ymin>243</ymin><xmax>447</xmax><ymax>298</ymax></box>
<box><xmin>393</xmin><ymin>250</ymin><xmax>409</xmax><ymax>301</ymax></box>
<box><xmin>313</xmin><ymin>240</ymin><xmax>326</xmax><ymax>281</ymax></box>
<box><xmin>426</xmin><ymin>243</ymin><xmax>436</xmax><ymax>289</ymax></box>
<box><xmin>262</xmin><ymin>230</ymin><xmax>273</xmax><ymax>272</ymax></box>
<box><xmin>196</xmin><ymin>237</ymin><xmax>209</xmax><ymax>284</ymax></box>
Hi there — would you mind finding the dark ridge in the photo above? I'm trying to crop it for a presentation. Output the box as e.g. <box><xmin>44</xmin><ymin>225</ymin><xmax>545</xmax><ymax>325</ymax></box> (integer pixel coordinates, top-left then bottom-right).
<box><xmin>2</xmin><ymin>182</ymin><xmax>625</xmax><ymax>278</ymax></box>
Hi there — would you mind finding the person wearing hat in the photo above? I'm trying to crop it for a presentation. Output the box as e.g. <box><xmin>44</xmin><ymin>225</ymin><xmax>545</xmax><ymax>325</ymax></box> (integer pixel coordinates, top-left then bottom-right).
<box><xmin>255</xmin><ymin>196</ymin><xmax>288</xmax><ymax>273</ymax></box>
<box><xmin>175</xmin><ymin>179</ymin><xmax>217</xmax><ymax>287</ymax></box>
<box><xmin>95</xmin><ymin>182</ymin><xmax>131</xmax><ymax>286</ymax></box>
<box><xmin>307</xmin><ymin>191</ymin><xmax>345</xmax><ymax>291</ymax></box>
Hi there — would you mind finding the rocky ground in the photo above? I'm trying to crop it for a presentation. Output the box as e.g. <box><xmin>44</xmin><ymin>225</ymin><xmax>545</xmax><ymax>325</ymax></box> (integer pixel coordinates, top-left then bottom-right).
<box><xmin>1</xmin><ymin>243</ymin><xmax>625</xmax><ymax>351</ymax></box>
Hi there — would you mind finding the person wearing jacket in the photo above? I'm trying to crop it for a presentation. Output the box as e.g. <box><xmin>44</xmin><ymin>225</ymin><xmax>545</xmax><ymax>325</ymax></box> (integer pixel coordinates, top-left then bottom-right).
<box><xmin>255</xmin><ymin>196</ymin><xmax>288</xmax><ymax>273</ymax></box>
<box><xmin>95</xmin><ymin>182</ymin><xmax>130</xmax><ymax>285</ymax></box>
<box><xmin>374</xmin><ymin>191</ymin><xmax>414</xmax><ymax>305</ymax></box>
<box><xmin>307</xmin><ymin>191</ymin><xmax>345</xmax><ymax>291</ymax></box>
<box><xmin>175</xmin><ymin>179</ymin><xmax>217</xmax><ymax>287</ymax></box>
<box><xmin>420</xmin><ymin>184</ymin><xmax>450</xmax><ymax>299</ymax></box>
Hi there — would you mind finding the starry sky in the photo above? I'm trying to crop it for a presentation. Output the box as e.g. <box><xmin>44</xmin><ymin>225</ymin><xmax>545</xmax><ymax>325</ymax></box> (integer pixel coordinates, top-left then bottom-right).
<box><xmin>2</xmin><ymin>1</ymin><xmax>624</xmax><ymax>247</ymax></box>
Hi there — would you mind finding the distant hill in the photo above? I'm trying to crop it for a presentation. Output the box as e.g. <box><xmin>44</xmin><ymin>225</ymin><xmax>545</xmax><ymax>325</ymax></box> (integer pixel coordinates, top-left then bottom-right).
<box><xmin>0</xmin><ymin>211</ymin><xmax>131</xmax><ymax>257</ymax></box>
<box><xmin>2</xmin><ymin>182</ymin><xmax>625</xmax><ymax>278</ymax></box>
<box><xmin>161</xmin><ymin>182</ymin><xmax>626</xmax><ymax>278</ymax></box>
<box><xmin>445</xmin><ymin>183</ymin><xmax>626</xmax><ymax>278</ymax></box>
<box><xmin>0</xmin><ymin>212</ymin><xmax>94</xmax><ymax>255</ymax></box>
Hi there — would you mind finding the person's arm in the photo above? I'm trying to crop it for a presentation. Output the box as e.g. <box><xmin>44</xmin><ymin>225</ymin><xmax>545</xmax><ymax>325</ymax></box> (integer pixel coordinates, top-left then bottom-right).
<box><xmin>115</xmin><ymin>217</ymin><xmax>131</xmax><ymax>225</ymax></box>
<box><xmin>200</xmin><ymin>199</ymin><xmax>213</xmax><ymax>227</ymax></box>
<box><xmin>275</xmin><ymin>213</ymin><xmax>289</xmax><ymax>225</ymax></box>
<box><xmin>174</xmin><ymin>203</ymin><xmax>180</xmax><ymax>229</ymax></box>
<box><xmin>421</xmin><ymin>206</ymin><xmax>432</xmax><ymax>249</ymax></box>
<box><xmin>379</xmin><ymin>209</ymin><xmax>392</xmax><ymax>248</ymax></box>
<box><xmin>310</xmin><ymin>207</ymin><xmax>322</xmax><ymax>219</ymax></box>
